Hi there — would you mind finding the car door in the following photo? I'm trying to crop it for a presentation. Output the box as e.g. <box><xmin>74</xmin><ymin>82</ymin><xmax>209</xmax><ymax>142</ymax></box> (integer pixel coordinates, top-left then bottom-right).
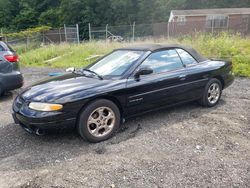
<box><xmin>176</xmin><ymin>48</ymin><xmax>209</xmax><ymax>100</ymax></box>
<box><xmin>125</xmin><ymin>49</ymin><xmax>188</xmax><ymax>116</ymax></box>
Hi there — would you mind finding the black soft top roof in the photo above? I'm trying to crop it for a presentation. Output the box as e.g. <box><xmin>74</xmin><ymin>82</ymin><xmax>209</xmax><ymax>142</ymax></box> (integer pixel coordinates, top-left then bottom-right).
<box><xmin>117</xmin><ymin>44</ymin><xmax>208</xmax><ymax>63</ymax></box>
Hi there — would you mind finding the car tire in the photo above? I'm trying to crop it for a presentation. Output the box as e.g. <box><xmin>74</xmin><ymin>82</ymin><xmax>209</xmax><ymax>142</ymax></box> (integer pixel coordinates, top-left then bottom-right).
<box><xmin>198</xmin><ymin>78</ymin><xmax>222</xmax><ymax>107</ymax></box>
<box><xmin>77</xmin><ymin>99</ymin><xmax>121</xmax><ymax>143</ymax></box>
<box><xmin>0</xmin><ymin>84</ymin><xmax>4</xmax><ymax>97</ymax></box>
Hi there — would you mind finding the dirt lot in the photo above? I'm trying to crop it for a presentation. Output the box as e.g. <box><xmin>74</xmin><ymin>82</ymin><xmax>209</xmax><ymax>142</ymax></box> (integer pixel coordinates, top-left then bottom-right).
<box><xmin>0</xmin><ymin>67</ymin><xmax>249</xmax><ymax>188</ymax></box>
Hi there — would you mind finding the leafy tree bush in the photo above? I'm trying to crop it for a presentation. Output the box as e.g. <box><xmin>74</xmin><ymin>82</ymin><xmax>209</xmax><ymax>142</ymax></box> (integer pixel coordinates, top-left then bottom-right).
<box><xmin>1</xmin><ymin>0</ymin><xmax>250</xmax><ymax>38</ymax></box>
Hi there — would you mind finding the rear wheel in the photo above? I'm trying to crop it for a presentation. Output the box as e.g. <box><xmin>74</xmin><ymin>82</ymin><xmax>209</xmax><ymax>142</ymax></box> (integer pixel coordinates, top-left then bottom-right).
<box><xmin>199</xmin><ymin>78</ymin><xmax>222</xmax><ymax>107</ymax></box>
<box><xmin>77</xmin><ymin>99</ymin><xmax>121</xmax><ymax>143</ymax></box>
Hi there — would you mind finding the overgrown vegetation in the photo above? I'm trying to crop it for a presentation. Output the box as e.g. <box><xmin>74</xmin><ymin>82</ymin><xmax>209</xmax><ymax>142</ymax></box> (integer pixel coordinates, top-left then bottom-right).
<box><xmin>19</xmin><ymin>42</ymin><xmax>123</xmax><ymax>68</ymax></box>
<box><xmin>18</xmin><ymin>33</ymin><xmax>250</xmax><ymax>77</ymax></box>
<box><xmin>181</xmin><ymin>33</ymin><xmax>250</xmax><ymax>77</ymax></box>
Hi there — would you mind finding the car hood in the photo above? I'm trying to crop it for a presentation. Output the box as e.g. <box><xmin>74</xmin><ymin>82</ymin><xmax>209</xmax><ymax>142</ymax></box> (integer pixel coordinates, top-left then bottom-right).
<box><xmin>21</xmin><ymin>73</ymin><xmax>112</xmax><ymax>103</ymax></box>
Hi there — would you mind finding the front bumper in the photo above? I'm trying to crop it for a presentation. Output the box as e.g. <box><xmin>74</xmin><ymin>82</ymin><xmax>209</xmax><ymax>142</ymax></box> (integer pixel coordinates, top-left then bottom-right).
<box><xmin>12</xmin><ymin>112</ymin><xmax>76</xmax><ymax>133</ymax></box>
<box><xmin>12</xmin><ymin>93</ymin><xmax>88</xmax><ymax>134</ymax></box>
<box><xmin>1</xmin><ymin>71</ymin><xmax>23</xmax><ymax>91</ymax></box>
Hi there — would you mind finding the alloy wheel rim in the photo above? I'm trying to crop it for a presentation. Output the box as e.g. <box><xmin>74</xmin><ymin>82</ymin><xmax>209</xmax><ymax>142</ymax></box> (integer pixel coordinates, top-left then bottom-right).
<box><xmin>207</xmin><ymin>83</ymin><xmax>220</xmax><ymax>104</ymax></box>
<box><xmin>87</xmin><ymin>107</ymin><xmax>116</xmax><ymax>138</ymax></box>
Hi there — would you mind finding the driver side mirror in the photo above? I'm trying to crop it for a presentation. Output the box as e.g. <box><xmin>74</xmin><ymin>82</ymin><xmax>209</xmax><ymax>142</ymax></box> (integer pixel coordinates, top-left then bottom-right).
<box><xmin>134</xmin><ymin>66</ymin><xmax>153</xmax><ymax>80</ymax></box>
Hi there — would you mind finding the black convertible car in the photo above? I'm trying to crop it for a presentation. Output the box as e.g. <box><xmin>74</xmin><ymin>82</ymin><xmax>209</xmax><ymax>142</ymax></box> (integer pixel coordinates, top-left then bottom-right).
<box><xmin>13</xmin><ymin>44</ymin><xmax>234</xmax><ymax>142</ymax></box>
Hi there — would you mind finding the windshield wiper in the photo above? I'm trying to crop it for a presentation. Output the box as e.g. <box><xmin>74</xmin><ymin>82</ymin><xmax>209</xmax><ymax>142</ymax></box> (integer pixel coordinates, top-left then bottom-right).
<box><xmin>81</xmin><ymin>68</ymin><xmax>103</xmax><ymax>80</ymax></box>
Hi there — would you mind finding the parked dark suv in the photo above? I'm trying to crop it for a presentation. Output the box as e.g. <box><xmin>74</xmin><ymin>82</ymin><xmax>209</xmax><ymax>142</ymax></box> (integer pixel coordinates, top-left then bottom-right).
<box><xmin>0</xmin><ymin>40</ymin><xmax>23</xmax><ymax>96</ymax></box>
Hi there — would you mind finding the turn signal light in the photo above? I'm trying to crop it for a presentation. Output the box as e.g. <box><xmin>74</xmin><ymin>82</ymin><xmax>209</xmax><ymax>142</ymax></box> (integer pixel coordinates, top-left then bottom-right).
<box><xmin>29</xmin><ymin>102</ymin><xmax>63</xmax><ymax>112</ymax></box>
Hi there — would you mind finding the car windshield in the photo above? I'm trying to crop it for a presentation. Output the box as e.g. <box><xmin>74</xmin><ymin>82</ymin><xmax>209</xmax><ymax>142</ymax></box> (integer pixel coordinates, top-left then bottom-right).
<box><xmin>88</xmin><ymin>50</ymin><xmax>145</xmax><ymax>77</ymax></box>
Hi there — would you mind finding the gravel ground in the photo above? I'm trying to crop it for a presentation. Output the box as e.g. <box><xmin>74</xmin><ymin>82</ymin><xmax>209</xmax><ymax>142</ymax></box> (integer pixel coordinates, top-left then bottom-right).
<box><xmin>0</xmin><ymin>67</ymin><xmax>249</xmax><ymax>188</ymax></box>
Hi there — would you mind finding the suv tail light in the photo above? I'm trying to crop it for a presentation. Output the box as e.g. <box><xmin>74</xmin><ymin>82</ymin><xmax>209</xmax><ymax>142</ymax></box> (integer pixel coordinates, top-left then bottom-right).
<box><xmin>4</xmin><ymin>55</ymin><xmax>19</xmax><ymax>62</ymax></box>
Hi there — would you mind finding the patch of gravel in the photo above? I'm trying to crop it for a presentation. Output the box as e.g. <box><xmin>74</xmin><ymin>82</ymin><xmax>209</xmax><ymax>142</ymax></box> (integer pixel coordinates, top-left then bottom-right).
<box><xmin>0</xmin><ymin>67</ymin><xmax>249</xmax><ymax>188</ymax></box>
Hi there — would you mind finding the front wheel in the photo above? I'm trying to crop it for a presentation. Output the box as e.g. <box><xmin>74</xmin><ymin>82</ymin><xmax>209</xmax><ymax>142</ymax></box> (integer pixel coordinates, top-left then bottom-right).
<box><xmin>199</xmin><ymin>78</ymin><xmax>222</xmax><ymax>107</ymax></box>
<box><xmin>77</xmin><ymin>99</ymin><xmax>121</xmax><ymax>143</ymax></box>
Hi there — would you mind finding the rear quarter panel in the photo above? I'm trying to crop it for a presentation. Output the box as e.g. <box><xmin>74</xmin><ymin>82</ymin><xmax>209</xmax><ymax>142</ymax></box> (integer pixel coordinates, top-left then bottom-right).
<box><xmin>193</xmin><ymin>60</ymin><xmax>233</xmax><ymax>88</ymax></box>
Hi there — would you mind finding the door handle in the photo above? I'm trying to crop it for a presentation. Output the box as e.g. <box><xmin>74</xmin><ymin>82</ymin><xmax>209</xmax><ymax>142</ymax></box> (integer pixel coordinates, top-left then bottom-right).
<box><xmin>179</xmin><ymin>75</ymin><xmax>187</xmax><ymax>80</ymax></box>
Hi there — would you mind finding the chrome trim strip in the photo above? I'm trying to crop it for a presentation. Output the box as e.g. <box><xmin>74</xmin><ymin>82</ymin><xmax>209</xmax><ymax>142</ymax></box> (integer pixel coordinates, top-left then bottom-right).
<box><xmin>129</xmin><ymin>78</ymin><xmax>208</xmax><ymax>99</ymax></box>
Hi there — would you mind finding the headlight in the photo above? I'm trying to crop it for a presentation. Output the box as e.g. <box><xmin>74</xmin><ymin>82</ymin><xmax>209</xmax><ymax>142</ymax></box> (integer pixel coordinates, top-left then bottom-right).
<box><xmin>29</xmin><ymin>102</ymin><xmax>63</xmax><ymax>112</ymax></box>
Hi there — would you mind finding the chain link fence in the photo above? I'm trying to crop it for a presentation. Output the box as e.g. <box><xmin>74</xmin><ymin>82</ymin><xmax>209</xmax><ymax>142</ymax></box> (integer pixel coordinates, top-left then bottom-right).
<box><xmin>2</xmin><ymin>24</ymin><xmax>80</xmax><ymax>51</ymax></box>
<box><xmin>42</xmin><ymin>25</ymin><xmax>79</xmax><ymax>44</ymax></box>
<box><xmin>4</xmin><ymin>33</ymin><xmax>43</xmax><ymax>52</ymax></box>
<box><xmin>2</xmin><ymin>16</ymin><xmax>250</xmax><ymax>51</ymax></box>
<box><xmin>89</xmin><ymin>16</ymin><xmax>250</xmax><ymax>42</ymax></box>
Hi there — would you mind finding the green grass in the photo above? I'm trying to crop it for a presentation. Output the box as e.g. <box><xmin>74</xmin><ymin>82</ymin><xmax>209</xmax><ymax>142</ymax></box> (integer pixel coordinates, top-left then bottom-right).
<box><xmin>19</xmin><ymin>42</ymin><xmax>124</xmax><ymax>68</ymax></box>
<box><xmin>17</xmin><ymin>33</ymin><xmax>250</xmax><ymax>77</ymax></box>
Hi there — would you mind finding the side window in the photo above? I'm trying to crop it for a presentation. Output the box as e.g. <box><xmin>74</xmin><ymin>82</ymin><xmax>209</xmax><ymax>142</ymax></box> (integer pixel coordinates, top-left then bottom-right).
<box><xmin>140</xmin><ymin>49</ymin><xmax>184</xmax><ymax>74</ymax></box>
<box><xmin>176</xmin><ymin>48</ymin><xmax>197</xmax><ymax>65</ymax></box>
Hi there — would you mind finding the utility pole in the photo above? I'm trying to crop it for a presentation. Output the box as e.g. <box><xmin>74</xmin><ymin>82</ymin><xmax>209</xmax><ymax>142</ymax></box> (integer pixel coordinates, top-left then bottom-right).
<box><xmin>211</xmin><ymin>16</ymin><xmax>214</xmax><ymax>35</ymax></box>
<box><xmin>64</xmin><ymin>24</ymin><xmax>67</xmax><ymax>42</ymax></box>
<box><xmin>132</xmin><ymin>22</ymin><xmax>135</xmax><ymax>42</ymax></box>
<box><xmin>76</xmin><ymin>24</ymin><xmax>80</xmax><ymax>44</ymax></box>
<box><xmin>88</xmin><ymin>23</ymin><xmax>92</xmax><ymax>41</ymax></box>
<box><xmin>106</xmin><ymin>24</ymin><xmax>108</xmax><ymax>42</ymax></box>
